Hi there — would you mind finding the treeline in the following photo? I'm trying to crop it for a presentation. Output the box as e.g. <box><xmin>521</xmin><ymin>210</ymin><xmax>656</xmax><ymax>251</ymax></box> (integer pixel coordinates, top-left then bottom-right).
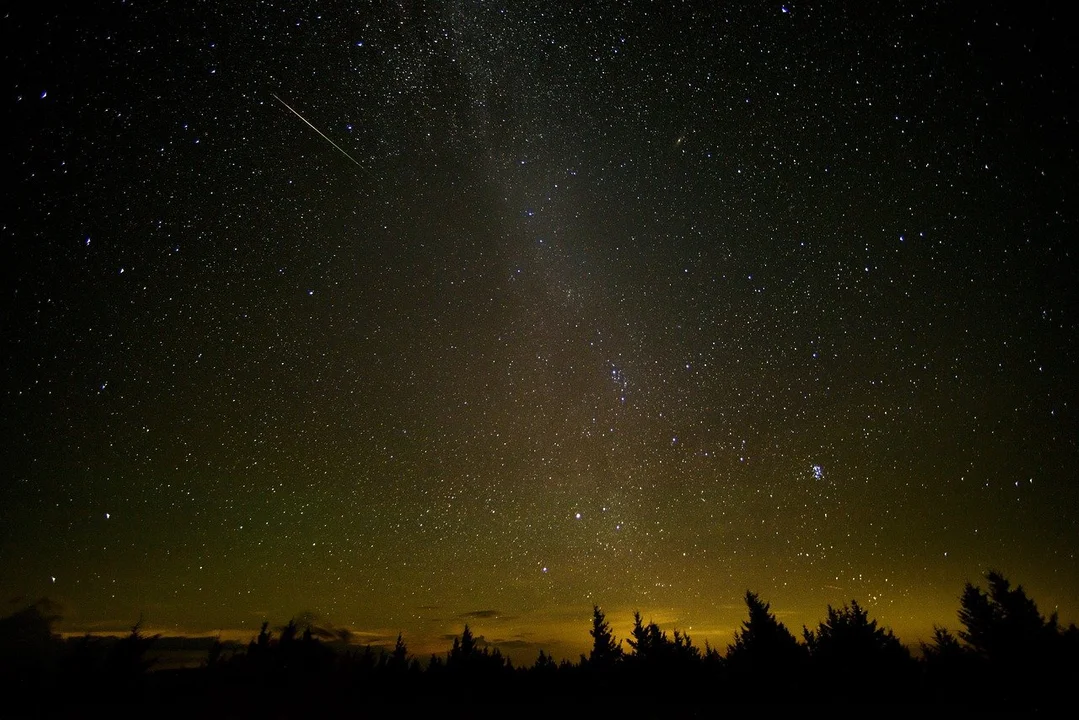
<box><xmin>1</xmin><ymin>571</ymin><xmax>1077</xmax><ymax>716</ymax></box>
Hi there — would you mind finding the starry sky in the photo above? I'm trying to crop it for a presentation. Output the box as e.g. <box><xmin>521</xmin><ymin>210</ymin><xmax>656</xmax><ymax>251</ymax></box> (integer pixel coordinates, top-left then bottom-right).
<box><xmin>3</xmin><ymin>1</ymin><xmax>1077</xmax><ymax>662</ymax></box>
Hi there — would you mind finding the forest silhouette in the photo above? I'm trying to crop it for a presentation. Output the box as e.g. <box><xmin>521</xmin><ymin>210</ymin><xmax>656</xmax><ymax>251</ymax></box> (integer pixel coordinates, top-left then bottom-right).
<box><xmin>1</xmin><ymin>571</ymin><xmax>1076</xmax><ymax>717</ymax></box>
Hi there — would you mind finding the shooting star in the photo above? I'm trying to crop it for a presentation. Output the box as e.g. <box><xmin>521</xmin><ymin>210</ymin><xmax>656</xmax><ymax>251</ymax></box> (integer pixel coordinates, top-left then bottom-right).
<box><xmin>271</xmin><ymin>93</ymin><xmax>366</xmax><ymax>170</ymax></box>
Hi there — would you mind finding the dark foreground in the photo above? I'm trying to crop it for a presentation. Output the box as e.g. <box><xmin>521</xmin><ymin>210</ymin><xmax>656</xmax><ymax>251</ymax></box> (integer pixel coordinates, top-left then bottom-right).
<box><xmin>3</xmin><ymin>572</ymin><xmax>1076</xmax><ymax>718</ymax></box>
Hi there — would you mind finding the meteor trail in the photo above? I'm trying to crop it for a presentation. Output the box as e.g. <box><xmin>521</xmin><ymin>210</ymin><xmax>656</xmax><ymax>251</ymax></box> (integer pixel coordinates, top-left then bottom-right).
<box><xmin>271</xmin><ymin>93</ymin><xmax>365</xmax><ymax>170</ymax></box>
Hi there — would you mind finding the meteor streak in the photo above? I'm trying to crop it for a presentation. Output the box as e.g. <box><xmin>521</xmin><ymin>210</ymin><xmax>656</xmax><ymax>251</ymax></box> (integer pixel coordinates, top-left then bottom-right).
<box><xmin>271</xmin><ymin>93</ymin><xmax>365</xmax><ymax>170</ymax></box>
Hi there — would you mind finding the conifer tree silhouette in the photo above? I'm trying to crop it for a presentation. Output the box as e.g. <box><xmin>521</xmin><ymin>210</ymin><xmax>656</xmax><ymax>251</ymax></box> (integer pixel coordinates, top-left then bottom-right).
<box><xmin>958</xmin><ymin>571</ymin><xmax>1055</xmax><ymax>663</ymax></box>
<box><xmin>725</xmin><ymin>590</ymin><xmax>803</xmax><ymax>695</ymax></box>
<box><xmin>727</xmin><ymin>591</ymin><xmax>802</xmax><ymax>666</ymax></box>
<box><xmin>389</xmin><ymin>632</ymin><xmax>408</xmax><ymax>671</ymax></box>
<box><xmin>256</xmin><ymin>621</ymin><xmax>272</xmax><ymax>651</ymax></box>
<box><xmin>625</xmin><ymin>610</ymin><xmax>693</xmax><ymax>672</ymax></box>
<box><xmin>533</xmin><ymin>649</ymin><xmax>557</xmax><ymax>672</ymax></box>
<box><xmin>921</xmin><ymin>626</ymin><xmax>963</xmax><ymax>662</ymax></box>
<box><xmin>205</xmin><ymin>635</ymin><xmax>224</xmax><ymax>668</ymax></box>
<box><xmin>4</xmin><ymin>574</ymin><xmax>1075</xmax><ymax>710</ymax></box>
<box><xmin>804</xmin><ymin>599</ymin><xmax>911</xmax><ymax>701</ymax></box>
<box><xmin>106</xmin><ymin>618</ymin><xmax>159</xmax><ymax>691</ymax></box>
<box><xmin>448</xmin><ymin>624</ymin><xmax>478</xmax><ymax>670</ymax></box>
<box><xmin>954</xmin><ymin>570</ymin><xmax>1074</xmax><ymax>701</ymax></box>
<box><xmin>0</xmin><ymin>600</ymin><xmax>62</xmax><ymax>691</ymax></box>
<box><xmin>627</xmin><ymin>611</ymin><xmax>668</xmax><ymax>662</ymax></box>
<box><xmin>920</xmin><ymin>625</ymin><xmax>978</xmax><ymax>700</ymax></box>
<box><xmin>588</xmin><ymin>605</ymin><xmax>622</xmax><ymax>668</ymax></box>
<box><xmin>279</xmin><ymin>618</ymin><xmax>299</xmax><ymax>645</ymax></box>
<box><xmin>460</xmin><ymin>624</ymin><xmax>476</xmax><ymax>657</ymax></box>
<box><xmin>804</xmin><ymin>600</ymin><xmax>908</xmax><ymax>663</ymax></box>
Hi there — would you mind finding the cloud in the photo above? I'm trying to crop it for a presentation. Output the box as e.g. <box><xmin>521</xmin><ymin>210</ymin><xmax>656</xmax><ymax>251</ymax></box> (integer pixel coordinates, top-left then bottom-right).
<box><xmin>489</xmin><ymin>638</ymin><xmax>535</xmax><ymax>650</ymax></box>
<box><xmin>460</xmin><ymin>609</ymin><xmax>501</xmax><ymax>619</ymax></box>
<box><xmin>306</xmin><ymin>625</ymin><xmax>340</xmax><ymax>641</ymax></box>
<box><xmin>343</xmin><ymin>630</ymin><xmax>398</xmax><ymax>647</ymax></box>
<box><xmin>458</xmin><ymin>609</ymin><xmax>519</xmax><ymax>622</ymax></box>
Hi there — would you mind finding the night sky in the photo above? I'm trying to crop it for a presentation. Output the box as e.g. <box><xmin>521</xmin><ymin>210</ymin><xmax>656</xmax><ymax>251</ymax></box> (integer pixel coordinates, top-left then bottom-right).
<box><xmin>3</xmin><ymin>1</ymin><xmax>1077</xmax><ymax>662</ymax></box>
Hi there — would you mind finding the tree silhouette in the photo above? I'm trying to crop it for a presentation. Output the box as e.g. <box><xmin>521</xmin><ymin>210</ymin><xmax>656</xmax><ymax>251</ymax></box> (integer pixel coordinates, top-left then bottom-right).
<box><xmin>726</xmin><ymin>590</ymin><xmax>803</xmax><ymax>689</ymax></box>
<box><xmin>279</xmin><ymin>618</ymin><xmax>299</xmax><ymax>645</ymax></box>
<box><xmin>954</xmin><ymin>570</ymin><xmax>1074</xmax><ymax>700</ymax></box>
<box><xmin>624</xmin><ymin>610</ymin><xmax>701</xmax><ymax>674</ymax></box>
<box><xmin>205</xmin><ymin>635</ymin><xmax>225</xmax><ymax>668</ymax></box>
<box><xmin>2</xmin><ymin>575</ymin><xmax>1076</xmax><ymax>710</ymax></box>
<box><xmin>587</xmin><ymin>605</ymin><xmax>622</xmax><ymax>668</ymax></box>
<box><xmin>920</xmin><ymin>625</ymin><xmax>978</xmax><ymax>699</ymax></box>
<box><xmin>389</xmin><ymin>632</ymin><xmax>409</xmax><ymax>671</ymax></box>
<box><xmin>671</xmin><ymin>628</ymin><xmax>701</xmax><ymax>665</ymax></box>
<box><xmin>252</xmin><ymin>621</ymin><xmax>272</xmax><ymax>654</ymax></box>
<box><xmin>702</xmin><ymin>641</ymin><xmax>723</xmax><ymax>670</ymax></box>
<box><xmin>804</xmin><ymin>600</ymin><xmax>912</xmax><ymax>701</ymax></box>
<box><xmin>626</xmin><ymin>611</ymin><xmax>669</xmax><ymax>664</ymax></box>
<box><xmin>426</xmin><ymin>652</ymin><xmax>444</xmax><ymax>672</ymax></box>
<box><xmin>958</xmin><ymin>570</ymin><xmax>1056</xmax><ymax>663</ymax></box>
<box><xmin>804</xmin><ymin>600</ymin><xmax>908</xmax><ymax>661</ymax></box>
<box><xmin>921</xmin><ymin>626</ymin><xmax>963</xmax><ymax>662</ymax></box>
<box><xmin>448</xmin><ymin>623</ymin><xmax>477</xmax><ymax>667</ymax></box>
<box><xmin>447</xmin><ymin>623</ymin><xmax>509</xmax><ymax>675</ymax></box>
<box><xmin>459</xmin><ymin>624</ymin><xmax>476</xmax><ymax>657</ymax></box>
<box><xmin>728</xmin><ymin>591</ymin><xmax>802</xmax><ymax>664</ymax></box>
<box><xmin>105</xmin><ymin>619</ymin><xmax>160</xmax><ymax>693</ymax></box>
<box><xmin>533</xmin><ymin>649</ymin><xmax>557</xmax><ymax>672</ymax></box>
<box><xmin>0</xmin><ymin>600</ymin><xmax>62</xmax><ymax>691</ymax></box>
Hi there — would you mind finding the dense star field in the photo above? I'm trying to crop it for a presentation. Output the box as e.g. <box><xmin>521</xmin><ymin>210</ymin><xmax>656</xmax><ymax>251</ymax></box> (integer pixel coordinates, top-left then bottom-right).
<box><xmin>3</xmin><ymin>2</ymin><xmax>1076</xmax><ymax>662</ymax></box>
